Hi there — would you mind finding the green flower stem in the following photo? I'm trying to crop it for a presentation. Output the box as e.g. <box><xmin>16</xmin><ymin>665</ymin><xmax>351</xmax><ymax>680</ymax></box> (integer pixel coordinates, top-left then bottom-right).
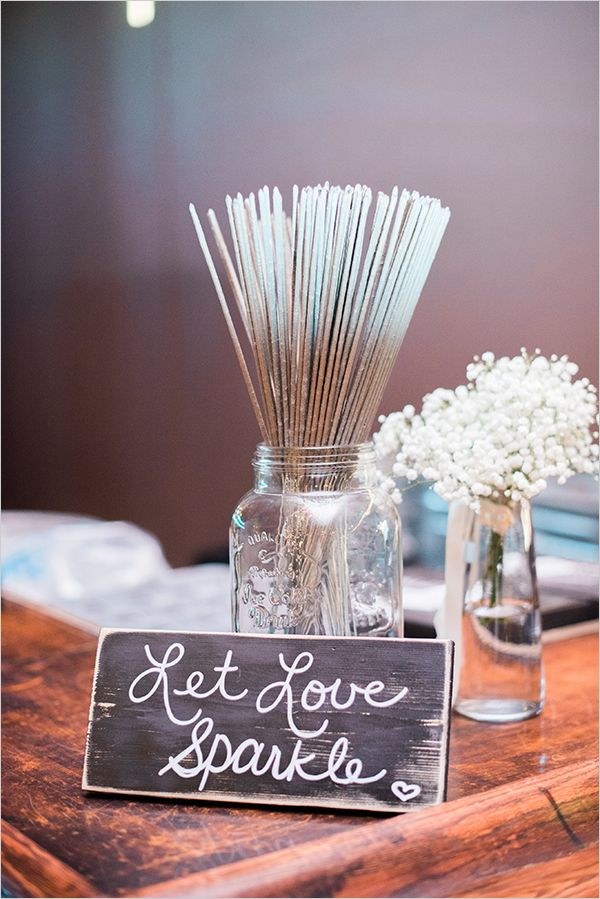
<box><xmin>484</xmin><ymin>528</ymin><xmax>504</xmax><ymax>607</ymax></box>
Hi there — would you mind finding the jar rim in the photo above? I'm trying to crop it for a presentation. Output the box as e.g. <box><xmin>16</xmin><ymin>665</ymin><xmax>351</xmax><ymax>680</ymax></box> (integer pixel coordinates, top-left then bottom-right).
<box><xmin>252</xmin><ymin>443</ymin><xmax>377</xmax><ymax>472</ymax></box>
<box><xmin>256</xmin><ymin>442</ymin><xmax>374</xmax><ymax>451</ymax></box>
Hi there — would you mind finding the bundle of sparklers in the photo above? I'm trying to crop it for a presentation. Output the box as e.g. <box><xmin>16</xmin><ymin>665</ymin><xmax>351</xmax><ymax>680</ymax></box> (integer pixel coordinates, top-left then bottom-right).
<box><xmin>190</xmin><ymin>183</ymin><xmax>450</xmax><ymax>448</ymax></box>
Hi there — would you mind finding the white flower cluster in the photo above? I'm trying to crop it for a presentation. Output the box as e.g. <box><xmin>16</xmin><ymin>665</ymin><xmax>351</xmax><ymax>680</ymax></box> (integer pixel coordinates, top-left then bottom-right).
<box><xmin>374</xmin><ymin>350</ymin><xmax>599</xmax><ymax>508</ymax></box>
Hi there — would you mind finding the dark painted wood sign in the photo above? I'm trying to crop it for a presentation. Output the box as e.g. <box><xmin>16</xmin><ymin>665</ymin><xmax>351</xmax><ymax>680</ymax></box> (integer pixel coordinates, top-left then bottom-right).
<box><xmin>83</xmin><ymin>630</ymin><xmax>454</xmax><ymax>813</ymax></box>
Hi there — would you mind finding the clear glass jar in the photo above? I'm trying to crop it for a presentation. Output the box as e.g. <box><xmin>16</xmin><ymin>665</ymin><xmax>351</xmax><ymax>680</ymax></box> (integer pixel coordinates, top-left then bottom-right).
<box><xmin>230</xmin><ymin>444</ymin><xmax>403</xmax><ymax>637</ymax></box>
<box><xmin>448</xmin><ymin>498</ymin><xmax>545</xmax><ymax>722</ymax></box>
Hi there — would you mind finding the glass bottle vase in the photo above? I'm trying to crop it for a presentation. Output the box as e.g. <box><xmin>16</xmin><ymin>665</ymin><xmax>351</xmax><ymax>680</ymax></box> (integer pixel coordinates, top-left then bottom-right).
<box><xmin>230</xmin><ymin>444</ymin><xmax>403</xmax><ymax>637</ymax></box>
<box><xmin>445</xmin><ymin>498</ymin><xmax>544</xmax><ymax>723</ymax></box>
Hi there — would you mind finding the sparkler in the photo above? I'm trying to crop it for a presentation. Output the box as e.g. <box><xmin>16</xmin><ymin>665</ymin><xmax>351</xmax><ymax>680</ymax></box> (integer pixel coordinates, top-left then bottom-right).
<box><xmin>190</xmin><ymin>183</ymin><xmax>449</xmax><ymax>447</ymax></box>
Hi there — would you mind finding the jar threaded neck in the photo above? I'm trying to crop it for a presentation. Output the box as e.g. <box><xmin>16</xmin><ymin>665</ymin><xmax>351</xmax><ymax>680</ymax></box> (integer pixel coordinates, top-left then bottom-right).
<box><xmin>252</xmin><ymin>443</ymin><xmax>377</xmax><ymax>492</ymax></box>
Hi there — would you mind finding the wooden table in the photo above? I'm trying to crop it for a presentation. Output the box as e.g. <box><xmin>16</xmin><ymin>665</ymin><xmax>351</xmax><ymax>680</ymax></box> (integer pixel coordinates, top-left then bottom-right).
<box><xmin>2</xmin><ymin>597</ymin><xmax>598</xmax><ymax>898</ymax></box>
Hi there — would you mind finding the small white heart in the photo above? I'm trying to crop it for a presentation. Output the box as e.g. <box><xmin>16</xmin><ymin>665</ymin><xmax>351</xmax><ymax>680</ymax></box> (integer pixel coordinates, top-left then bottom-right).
<box><xmin>391</xmin><ymin>780</ymin><xmax>421</xmax><ymax>802</ymax></box>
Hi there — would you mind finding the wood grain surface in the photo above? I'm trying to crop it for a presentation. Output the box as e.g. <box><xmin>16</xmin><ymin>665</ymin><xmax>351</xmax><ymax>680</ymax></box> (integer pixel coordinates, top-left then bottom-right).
<box><xmin>2</xmin><ymin>597</ymin><xmax>598</xmax><ymax>898</ymax></box>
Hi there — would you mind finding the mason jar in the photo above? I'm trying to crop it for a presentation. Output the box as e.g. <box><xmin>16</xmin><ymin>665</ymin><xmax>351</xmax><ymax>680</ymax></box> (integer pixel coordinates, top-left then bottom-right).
<box><xmin>230</xmin><ymin>444</ymin><xmax>403</xmax><ymax>637</ymax></box>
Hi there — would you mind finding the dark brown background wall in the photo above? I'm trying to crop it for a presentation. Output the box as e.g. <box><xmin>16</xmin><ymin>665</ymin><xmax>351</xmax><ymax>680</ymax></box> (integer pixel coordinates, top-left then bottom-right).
<box><xmin>3</xmin><ymin>1</ymin><xmax>598</xmax><ymax>565</ymax></box>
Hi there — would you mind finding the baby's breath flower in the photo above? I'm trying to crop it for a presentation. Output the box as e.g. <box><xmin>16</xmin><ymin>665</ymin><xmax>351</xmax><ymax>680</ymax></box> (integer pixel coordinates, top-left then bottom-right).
<box><xmin>374</xmin><ymin>351</ymin><xmax>599</xmax><ymax>508</ymax></box>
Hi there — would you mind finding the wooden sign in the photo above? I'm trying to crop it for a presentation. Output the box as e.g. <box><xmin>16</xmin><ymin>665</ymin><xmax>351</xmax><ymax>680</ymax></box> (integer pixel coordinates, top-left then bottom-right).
<box><xmin>83</xmin><ymin>630</ymin><xmax>454</xmax><ymax>813</ymax></box>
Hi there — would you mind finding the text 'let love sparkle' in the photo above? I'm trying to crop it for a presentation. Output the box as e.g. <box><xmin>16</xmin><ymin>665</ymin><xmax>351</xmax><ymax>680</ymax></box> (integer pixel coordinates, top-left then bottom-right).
<box><xmin>128</xmin><ymin>643</ymin><xmax>411</xmax><ymax>794</ymax></box>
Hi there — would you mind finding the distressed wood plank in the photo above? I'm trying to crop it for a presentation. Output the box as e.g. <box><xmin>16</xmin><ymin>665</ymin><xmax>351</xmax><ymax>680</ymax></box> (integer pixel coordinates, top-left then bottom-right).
<box><xmin>133</xmin><ymin>761</ymin><xmax>598</xmax><ymax>898</ymax></box>
<box><xmin>83</xmin><ymin>629</ymin><xmax>454</xmax><ymax>812</ymax></box>
<box><xmin>1</xmin><ymin>821</ymin><xmax>100</xmax><ymax>899</ymax></box>
<box><xmin>458</xmin><ymin>846</ymin><xmax>599</xmax><ymax>898</ymax></box>
<box><xmin>1</xmin><ymin>591</ymin><xmax>97</xmax><ymax>663</ymax></box>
